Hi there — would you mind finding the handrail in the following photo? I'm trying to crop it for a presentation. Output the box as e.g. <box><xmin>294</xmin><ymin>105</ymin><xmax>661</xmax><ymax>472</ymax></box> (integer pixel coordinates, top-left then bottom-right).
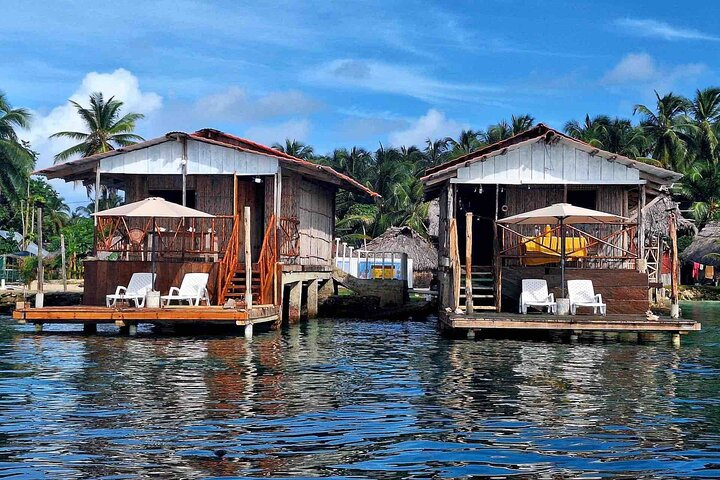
<box><xmin>257</xmin><ymin>214</ymin><xmax>278</xmax><ymax>304</ymax></box>
<box><xmin>217</xmin><ymin>214</ymin><xmax>241</xmax><ymax>304</ymax></box>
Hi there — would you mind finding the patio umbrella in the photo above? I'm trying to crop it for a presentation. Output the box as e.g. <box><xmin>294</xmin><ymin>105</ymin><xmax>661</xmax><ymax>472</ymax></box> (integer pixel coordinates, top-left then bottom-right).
<box><xmin>498</xmin><ymin>203</ymin><xmax>627</xmax><ymax>297</ymax></box>
<box><xmin>93</xmin><ymin>197</ymin><xmax>215</xmax><ymax>290</ymax></box>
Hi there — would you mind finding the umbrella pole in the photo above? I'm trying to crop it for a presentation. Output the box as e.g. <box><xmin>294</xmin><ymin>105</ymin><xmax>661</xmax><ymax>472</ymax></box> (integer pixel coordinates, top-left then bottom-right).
<box><xmin>560</xmin><ymin>217</ymin><xmax>566</xmax><ymax>298</ymax></box>
<box><xmin>152</xmin><ymin>217</ymin><xmax>157</xmax><ymax>291</ymax></box>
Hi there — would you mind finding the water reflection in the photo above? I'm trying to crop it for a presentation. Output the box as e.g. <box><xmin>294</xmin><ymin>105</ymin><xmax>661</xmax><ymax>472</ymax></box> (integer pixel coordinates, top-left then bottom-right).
<box><xmin>0</xmin><ymin>308</ymin><xmax>719</xmax><ymax>477</ymax></box>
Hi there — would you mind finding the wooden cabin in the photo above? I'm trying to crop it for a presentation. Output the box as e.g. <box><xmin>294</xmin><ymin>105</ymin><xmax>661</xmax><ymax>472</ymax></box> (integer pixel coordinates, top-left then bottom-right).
<box><xmin>37</xmin><ymin>128</ymin><xmax>378</xmax><ymax>322</ymax></box>
<box><xmin>422</xmin><ymin>124</ymin><xmax>699</xmax><ymax>337</ymax></box>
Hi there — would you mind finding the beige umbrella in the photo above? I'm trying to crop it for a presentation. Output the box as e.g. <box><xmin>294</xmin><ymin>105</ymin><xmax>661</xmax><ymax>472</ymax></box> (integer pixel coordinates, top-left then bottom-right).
<box><xmin>498</xmin><ymin>203</ymin><xmax>626</xmax><ymax>225</ymax></box>
<box><xmin>498</xmin><ymin>203</ymin><xmax>627</xmax><ymax>297</ymax></box>
<box><xmin>92</xmin><ymin>197</ymin><xmax>214</xmax><ymax>218</ymax></box>
<box><xmin>93</xmin><ymin>197</ymin><xmax>215</xmax><ymax>290</ymax></box>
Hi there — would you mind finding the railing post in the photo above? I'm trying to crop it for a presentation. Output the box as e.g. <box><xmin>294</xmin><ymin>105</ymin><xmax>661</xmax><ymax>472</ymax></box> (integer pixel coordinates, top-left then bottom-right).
<box><xmin>465</xmin><ymin>212</ymin><xmax>474</xmax><ymax>314</ymax></box>
<box><xmin>244</xmin><ymin>206</ymin><xmax>252</xmax><ymax>309</ymax></box>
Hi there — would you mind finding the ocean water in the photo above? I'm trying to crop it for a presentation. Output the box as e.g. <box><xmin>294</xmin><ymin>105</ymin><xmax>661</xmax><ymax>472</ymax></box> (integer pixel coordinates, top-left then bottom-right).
<box><xmin>0</xmin><ymin>303</ymin><xmax>718</xmax><ymax>478</ymax></box>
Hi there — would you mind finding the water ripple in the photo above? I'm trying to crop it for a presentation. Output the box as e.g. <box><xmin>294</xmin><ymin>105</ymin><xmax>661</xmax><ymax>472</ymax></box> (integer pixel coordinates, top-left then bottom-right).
<box><xmin>0</xmin><ymin>303</ymin><xmax>718</xmax><ymax>478</ymax></box>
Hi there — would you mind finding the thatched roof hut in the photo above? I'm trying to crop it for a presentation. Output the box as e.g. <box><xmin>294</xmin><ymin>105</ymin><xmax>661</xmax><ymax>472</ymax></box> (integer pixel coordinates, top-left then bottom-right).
<box><xmin>634</xmin><ymin>194</ymin><xmax>695</xmax><ymax>238</ymax></box>
<box><xmin>682</xmin><ymin>221</ymin><xmax>720</xmax><ymax>266</ymax></box>
<box><xmin>365</xmin><ymin>226</ymin><xmax>438</xmax><ymax>271</ymax></box>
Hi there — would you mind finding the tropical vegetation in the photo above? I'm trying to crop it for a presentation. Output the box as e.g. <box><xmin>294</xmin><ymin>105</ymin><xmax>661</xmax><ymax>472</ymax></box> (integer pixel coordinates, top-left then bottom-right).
<box><xmin>0</xmin><ymin>86</ymin><xmax>720</xmax><ymax>271</ymax></box>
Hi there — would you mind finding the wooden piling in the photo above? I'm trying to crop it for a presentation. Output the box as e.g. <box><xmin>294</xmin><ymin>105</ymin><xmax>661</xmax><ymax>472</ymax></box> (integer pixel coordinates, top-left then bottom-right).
<box><xmin>36</xmin><ymin>207</ymin><xmax>44</xmax><ymax>308</ymax></box>
<box><xmin>669</xmin><ymin>213</ymin><xmax>680</xmax><ymax>318</ymax></box>
<box><xmin>465</xmin><ymin>212</ymin><xmax>474</xmax><ymax>314</ymax></box>
<box><xmin>60</xmin><ymin>233</ymin><xmax>67</xmax><ymax>292</ymax></box>
<box><xmin>449</xmin><ymin>218</ymin><xmax>461</xmax><ymax>312</ymax></box>
<box><xmin>243</xmin><ymin>206</ymin><xmax>253</xmax><ymax>309</ymax></box>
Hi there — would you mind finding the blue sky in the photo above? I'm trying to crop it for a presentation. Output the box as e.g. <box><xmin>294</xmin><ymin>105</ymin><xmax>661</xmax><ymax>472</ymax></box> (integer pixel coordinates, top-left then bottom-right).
<box><xmin>2</xmin><ymin>0</ymin><xmax>719</xmax><ymax>204</ymax></box>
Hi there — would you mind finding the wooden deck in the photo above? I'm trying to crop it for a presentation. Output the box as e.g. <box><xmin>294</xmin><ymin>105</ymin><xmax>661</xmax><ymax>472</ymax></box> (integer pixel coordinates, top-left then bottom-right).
<box><xmin>13</xmin><ymin>305</ymin><xmax>279</xmax><ymax>327</ymax></box>
<box><xmin>440</xmin><ymin>311</ymin><xmax>701</xmax><ymax>333</ymax></box>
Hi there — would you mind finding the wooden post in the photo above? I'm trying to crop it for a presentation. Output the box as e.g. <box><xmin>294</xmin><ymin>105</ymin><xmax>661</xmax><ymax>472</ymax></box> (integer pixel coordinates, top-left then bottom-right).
<box><xmin>494</xmin><ymin>184</ymin><xmax>502</xmax><ymax>312</ymax></box>
<box><xmin>465</xmin><ymin>212</ymin><xmax>474</xmax><ymax>313</ymax></box>
<box><xmin>181</xmin><ymin>136</ymin><xmax>188</xmax><ymax>206</ymax></box>
<box><xmin>243</xmin><ymin>206</ymin><xmax>252</xmax><ymax>309</ymax></box>
<box><xmin>669</xmin><ymin>213</ymin><xmax>680</xmax><ymax>318</ymax></box>
<box><xmin>36</xmin><ymin>207</ymin><xmax>44</xmax><ymax>308</ymax></box>
<box><xmin>60</xmin><ymin>233</ymin><xmax>67</xmax><ymax>292</ymax></box>
<box><xmin>94</xmin><ymin>165</ymin><xmax>101</xmax><ymax>225</ymax></box>
<box><xmin>638</xmin><ymin>184</ymin><xmax>646</xmax><ymax>269</ymax></box>
<box><xmin>449</xmin><ymin>218</ymin><xmax>461</xmax><ymax>312</ymax></box>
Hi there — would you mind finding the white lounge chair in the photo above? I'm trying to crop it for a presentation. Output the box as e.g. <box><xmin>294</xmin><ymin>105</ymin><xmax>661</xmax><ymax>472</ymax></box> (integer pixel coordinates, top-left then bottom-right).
<box><xmin>519</xmin><ymin>279</ymin><xmax>557</xmax><ymax>314</ymax></box>
<box><xmin>567</xmin><ymin>279</ymin><xmax>606</xmax><ymax>315</ymax></box>
<box><xmin>161</xmin><ymin>273</ymin><xmax>210</xmax><ymax>306</ymax></box>
<box><xmin>106</xmin><ymin>272</ymin><xmax>155</xmax><ymax>308</ymax></box>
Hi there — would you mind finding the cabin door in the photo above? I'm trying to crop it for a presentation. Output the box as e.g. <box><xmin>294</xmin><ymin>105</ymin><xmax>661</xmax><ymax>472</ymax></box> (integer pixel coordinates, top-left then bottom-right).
<box><xmin>235</xmin><ymin>176</ymin><xmax>266</xmax><ymax>260</ymax></box>
<box><xmin>457</xmin><ymin>184</ymin><xmax>502</xmax><ymax>267</ymax></box>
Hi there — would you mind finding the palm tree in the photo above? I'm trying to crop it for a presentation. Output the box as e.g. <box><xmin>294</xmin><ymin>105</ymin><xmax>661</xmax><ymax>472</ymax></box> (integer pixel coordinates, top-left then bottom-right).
<box><xmin>424</xmin><ymin>138</ymin><xmax>449</xmax><ymax>167</ymax></box>
<box><xmin>447</xmin><ymin>129</ymin><xmax>483</xmax><ymax>159</ymax></box>
<box><xmin>564</xmin><ymin>114</ymin><xmax>611</xmax><ymax>147</ymax></box>
<box><xmin>602</xmin><ymin>119</ymin><xmax>648</xmax><ymax>159</ymax></box>
<box><xmin>51</xmin><ymin>92</ymin><xmax>145</xmax><ymax>163</ymax></box>
<box><xmin>0</xmin><ymin>91</ymin><xmax>34</xmax><ymax>203</ymax></box>
<box><xmin>634</xmin><ymin>92</ymin><xmax>696</xmax><ymax>172</ymax></box>
<box><xmin>483</xmin><ymin>114</ymin><xmax>535</xmax><ymax>144</ymax></box>
<box><xmin>687</xmin><ymin>87</ymin><xmax>720</xmax><ymax>163</ymax></box>
<box><xmin>272</xmin><ymin>139</ymin><xmax>314</xmax><ymax>160</ymax></box>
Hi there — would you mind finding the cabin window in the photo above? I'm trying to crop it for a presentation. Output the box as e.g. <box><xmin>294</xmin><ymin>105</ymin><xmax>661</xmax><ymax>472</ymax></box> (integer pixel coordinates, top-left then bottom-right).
<box><xmin>567</xmin><ymin>190</ymin><xmax>596</xmax><ymax>210</ymax></box>
<box><xmin>148</xmin><ymin>189</ymin><xmax>196</xmax><ymax>209</ymax></box>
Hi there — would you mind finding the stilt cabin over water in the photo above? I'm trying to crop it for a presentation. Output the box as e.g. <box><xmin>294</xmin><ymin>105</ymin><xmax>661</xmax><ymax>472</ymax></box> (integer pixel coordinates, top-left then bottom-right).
<box><xmin>421</xmin><ymin>123</ymin><xmax>699</xmax><ymax>336</ymax></box>
<box><xmin>34</xmin><ymin>129</ymin><xmax>378</xmax><ymax>323</ymax></box>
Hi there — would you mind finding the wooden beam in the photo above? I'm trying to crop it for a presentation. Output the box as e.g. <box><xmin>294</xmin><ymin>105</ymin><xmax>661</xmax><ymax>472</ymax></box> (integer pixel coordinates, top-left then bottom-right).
<box><xmin>669</xmin><ymin>213</ymin><xmax>679</xmax><ymax>318</ymax></box>
<box><xmin>638</xmin><ymin>184</ymin><xmax>646</xmax><ymax>265</ymax></box>
<box><xmin>465</xmin><ymin>212</ymin><xmax>474</xmax><ymax>313</ymax></box>
<box><xmin>449</xmin><ymin>218</ymin><xmax>460</xmax><ymax>312</ymax></box>
<box><xmin>36</xmin><ymin>207</ymin><xmax>44</xmax><ymax>298</ymax></box>
<box><xmin>244</xmin><ymin>206</ymin><xmax>253</xmax><ymax>309</ymax></box>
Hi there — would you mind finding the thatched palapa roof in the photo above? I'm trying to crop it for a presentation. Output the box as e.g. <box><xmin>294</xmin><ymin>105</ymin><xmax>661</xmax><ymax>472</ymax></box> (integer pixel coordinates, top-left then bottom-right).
<box><xmin>682</xmin><ymin>221</ymin><xmax>720</xmax><ymax>266</ymax></box>
<box><xmin>365</xmin><ymin>226</ymin><xmax>438</xmax><ymax>271</ymax></box>
<box><xmin>632</xmin><ymin>194</ymin><xmax>696</xmax><ymax>238</ymax></box>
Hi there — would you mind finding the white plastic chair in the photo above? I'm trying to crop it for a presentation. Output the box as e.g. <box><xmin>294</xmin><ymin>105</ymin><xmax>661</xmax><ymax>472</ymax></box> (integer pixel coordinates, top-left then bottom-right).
<box><xmin>161</xmin><ymin>273</ymin><xmax>210</xmax><ymax>306</ymax></box>
<box><xmin>519</xmin><ymin>279</ymin><xmax>557</xmax><ymax>314</ymax></box>
<box><xmin>567</xmin><ymin>279</ymin><xmax>606</xmax><ymax>315</ymax></box>
<box><xmin>106</xmin><ymin>272</ymin><xmax>155</xmax><ymax>308</ymax></box>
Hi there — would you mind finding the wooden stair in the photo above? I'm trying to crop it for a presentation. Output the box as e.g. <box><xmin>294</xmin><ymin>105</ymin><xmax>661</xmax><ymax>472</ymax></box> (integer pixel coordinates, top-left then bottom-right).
<box><xmin>459</xmin><ymin>265</ymin><xmax>496</xmax><ymax>312</ymax></box>
<box><xmin>223</xmin><ymin>263</ymin><xmax>262</xmax><ymax>303</ymax></box>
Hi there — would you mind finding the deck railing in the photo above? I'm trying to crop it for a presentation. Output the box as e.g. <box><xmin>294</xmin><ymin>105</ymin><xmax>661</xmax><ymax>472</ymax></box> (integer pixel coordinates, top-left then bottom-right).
<box><xmin>257</xmin><ymin>215</ymin><xmax>278</xmax><ymax>305</ymax></box>
<box><xmin>498</xmin><ymin>222</ymin><xmax>638</xmax><ymax>269</ymax></box>
<box><xmin>217</xmin><ymin>215</ymin><xmax>242</xmax><ymax>304</ymax></box>
<box><xmin>94</xmin><ymin>215</ymin><xmax>235</xmax><ymax>262</ymax></box>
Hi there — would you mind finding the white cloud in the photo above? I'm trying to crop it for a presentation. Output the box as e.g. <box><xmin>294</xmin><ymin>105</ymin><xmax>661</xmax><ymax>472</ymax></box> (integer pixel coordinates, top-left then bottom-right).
<box><xmin>194</xmin><ymin>87</ymin><xmax>321</xmax><ymax>121</ymax></box>
<box><xmin>307</xmin><ymin>59</ymin><xmax>503</xmax><ymax>104</ymax></box>
<box><xmin>601</xmin><ymin>53</ymin><xmax>707</xmax><ymax>89</ymax></box>
<box><xmin>614</xmin><ymin>18</ymin><xmax>719</xmax><ymax>41</ymax></box>
<box><xmin>244</xmin><ymin>119</ymin><xmax>311</xmax><ymax>146</ymax></box>
<box><xmin>602</xmin><ymin>53</ymin><xmax>658</xmax><ymax>84</ymax></box>
<box><xmin>388</xmin><ymin>109</ymin><xmax>466</xmax><ymax>147</ymax></box>
<box><xmin>21</xmin><ymin>68</ymin><xmax>163</xmax><ymax>205</ymax></box>
<box><xmin>24</xmin><ymin>68</ymin><xmax>162</xmax><ymax>171</ymax></box>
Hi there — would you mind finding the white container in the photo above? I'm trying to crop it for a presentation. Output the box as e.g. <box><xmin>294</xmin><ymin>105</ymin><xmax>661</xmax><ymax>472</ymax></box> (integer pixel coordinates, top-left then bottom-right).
<box><xmin>556</xmin><ymin>298</ymin><xmax>570</xmax><ymax>316</ymax></box>
<box><xmin>145</xmin><ymin>291</ymin><xmax>161</xmax><ymax>309</ymax></box>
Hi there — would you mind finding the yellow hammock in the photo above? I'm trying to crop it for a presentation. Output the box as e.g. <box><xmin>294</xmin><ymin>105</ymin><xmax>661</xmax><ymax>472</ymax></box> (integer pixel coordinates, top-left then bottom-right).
<box><xmin>521</xmin><ymin>226</ymin><xmax>588</xmax><ymax>266</ymax></box>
